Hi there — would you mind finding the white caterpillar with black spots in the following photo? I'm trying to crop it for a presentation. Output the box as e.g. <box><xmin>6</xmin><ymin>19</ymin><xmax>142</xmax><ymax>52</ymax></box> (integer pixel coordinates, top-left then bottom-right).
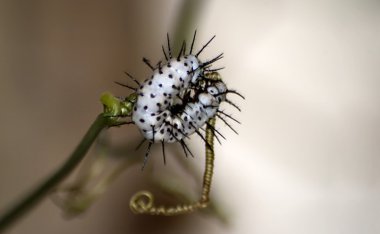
<box><xmin>132</xmin><ymin>54</ymin><xmax>226</xmax><ymax>143</ymax></box>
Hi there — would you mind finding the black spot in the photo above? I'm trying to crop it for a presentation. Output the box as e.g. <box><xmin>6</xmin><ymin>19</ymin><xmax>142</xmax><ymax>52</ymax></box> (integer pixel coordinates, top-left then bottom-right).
<box><xmin>156</xmin><ymin>116</ymin><xmax>161</xmax><ymax>121</ymax></box>
<box><xmin>159</xmin><ymin>83</ymin><xmax>163</xmax><ymax>88</ymax></box>
<box><xmin>151</xmin><ymin>113</ymin><xmax>156</xmax><ymax>116</ymax></box>
<box><xmin>184</xmin><ymin>116</ymin><xmax>188</xmax><ymax>121</ymax></box>
<box><xmin>139</xmin><ymin>118</ymin><xmax>145</xmax><ymax>123</ymax></box>
<box><xmin>164</xmin><ymin>100</ymin><xmax>168</xmax><ymax>104</ymax></box>
<box><xmin>160</xmin><ymin>129</ymin><xmax>165</xmax><ymax>134</ymax></box>
<box><xmin>134</xmin><ymin>107</ymin><xmax>137</xmax><ymax>111</ymax></box>
<box><xmin>163</xmin><ymin>92</ymin><xmax>167</xmax><ymax>96</ymax></box>
<box><xmin>174</xmin><ymin>132</ymin><xmax>178</xmax><ymax>137</ymax></box>
<box><xmin>157</xmin><ymin>103</ymin><xmax>161</xmax><ymax>107</ymax></box>
<box><xmin>184</xmin><ymin>56</ymin><xmax>188</xmax><ymax>59</ymax></box>
<box><xmin>168</xmin><ymin>74</ymin><xmax>173</xmax><ymax>79</ymax></box>
<box><xmin>148</xmin><ymin>81</ymin><xmax>152</xmax><ymax>85</ymax></box>
<box><xmin>163</xmin><ymin>113</ymin><xmax>168</xmax><ymax>117</ymax></box>
<box><xmin>144</xmin><ymin>105</ymin><xmax>148</xmax><ymax>110</ymax></box>
<box><xmin>172</xmin><ymin>85</ymin><xmax>176</xmax><ymax>89</ymax></box>
<box><xmin>139</xmin><ymin>93</ymin><xmax>144</xmax><ymax>97</ymax></box>
<box><xmin>198</xmin><ymin>116</ymin><xmax>201</xmax><ymax>121</ymax></box>
<box><xmin>179</xmin><ymin>77</ymin><xmax>183</xmax><ymax>82</ymax></box>
<box><xmin>184</xmin><ymin>62</ymin><xmax>188</xmax><ymax>67</ymax></box>
<box><xmin>143</xmin><ymin>129</ymin><xmax>147</xmax><ymax>132</ymax></box>
<box><xmin>150</xmin><ymin>93</ymin><xmax>155</xmax><ymax>98</ymax></box>
<box><xmin>167</xmin><ymin>63</ymin><xmax>172</xmax><ymax>68</ymax></box>
<box><xmin>174</xmin><ymin>123</ymin><xmax>178</xmax><ymax>128</ymax></box>
<box><xmin>159</xmin><ymin>70</ymin><xmax>163</xmax><ymax>74</ymax></box>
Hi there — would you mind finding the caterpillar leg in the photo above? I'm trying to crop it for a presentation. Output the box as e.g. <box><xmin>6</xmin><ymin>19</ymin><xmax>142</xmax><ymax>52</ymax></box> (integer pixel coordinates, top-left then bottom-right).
<box><xmin>129</xmin><ymin>117</ymin><xmax>216</xmax><ymax>215</ymax></box>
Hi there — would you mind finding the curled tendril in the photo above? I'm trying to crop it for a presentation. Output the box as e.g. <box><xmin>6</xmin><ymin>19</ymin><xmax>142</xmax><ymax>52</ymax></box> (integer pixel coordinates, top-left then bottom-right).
<box><xmin>129</xmin><ymin>190</ymin><xmax>202</xmax><ymax>215</ymax></box>
<box><xmin>129</xmin><ymin>117</ymin><xmax>216</xmax><ymax>215</ymax></box>
<box><xmin>129</xmin><ymin>191</ymin><xmax>155</xmax><ymax>213</ymax></box>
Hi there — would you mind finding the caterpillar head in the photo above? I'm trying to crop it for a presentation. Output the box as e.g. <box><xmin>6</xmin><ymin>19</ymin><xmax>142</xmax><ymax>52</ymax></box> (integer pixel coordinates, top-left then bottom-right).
<box><xmin>214</xmin><ymin>81</ymin><xmax>227</xmax><ymax>103</ymax></box>
<box><xmin>205</xmin><ymin>81</ymin><xmax>227</xmax><ymax>102</ymax></box>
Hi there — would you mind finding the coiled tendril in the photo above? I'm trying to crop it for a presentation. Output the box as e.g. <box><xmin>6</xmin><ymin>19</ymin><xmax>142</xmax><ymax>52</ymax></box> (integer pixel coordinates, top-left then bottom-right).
<box><xmin>129</xmin><ymin>117</ymin><xmax>216</xmax><ymax>215</ymax></box>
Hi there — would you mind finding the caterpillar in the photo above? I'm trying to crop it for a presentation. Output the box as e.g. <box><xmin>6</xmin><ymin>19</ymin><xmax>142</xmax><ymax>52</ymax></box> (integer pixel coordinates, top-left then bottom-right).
<box><xmin>117</xmin><ymin>31</ymin><xmax>244</xmax><ymax>169</ymax></box>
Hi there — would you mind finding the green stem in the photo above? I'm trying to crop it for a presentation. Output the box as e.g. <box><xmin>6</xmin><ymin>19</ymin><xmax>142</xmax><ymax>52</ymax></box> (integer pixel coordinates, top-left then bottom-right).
<box><xmin>0</xmin><ymin>114</ymin><xmax>110</xmax><ymax>232</ymax></box>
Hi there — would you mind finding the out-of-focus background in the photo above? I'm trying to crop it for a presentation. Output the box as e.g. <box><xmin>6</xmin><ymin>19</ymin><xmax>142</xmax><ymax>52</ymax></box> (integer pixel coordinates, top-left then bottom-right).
<box><xmin>1</xmin><ymin>0</ymin><xmax>379</xmax><ymax>233</ymax></box>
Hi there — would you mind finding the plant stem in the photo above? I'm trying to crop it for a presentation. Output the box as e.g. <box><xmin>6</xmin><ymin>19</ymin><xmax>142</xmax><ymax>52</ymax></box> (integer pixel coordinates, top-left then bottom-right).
<box><xmin>0</xmin><ymin>114</ymin><xmax>110</xmax><ymax>232</ymax></box>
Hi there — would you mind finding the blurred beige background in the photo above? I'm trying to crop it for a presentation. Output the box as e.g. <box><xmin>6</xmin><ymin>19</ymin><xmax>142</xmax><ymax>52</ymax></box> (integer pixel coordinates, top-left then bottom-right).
<box><xmin>1</xmin><ymin>0</ymin><xmax>379</xmax><ymax>233</ymax></box>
